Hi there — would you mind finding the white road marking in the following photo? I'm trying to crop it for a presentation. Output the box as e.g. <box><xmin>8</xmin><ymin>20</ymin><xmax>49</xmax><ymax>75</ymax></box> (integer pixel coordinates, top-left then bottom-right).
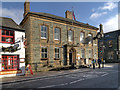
<box><xmin>3</xmin><ymin>69</ymin><xmax>118</xmax><ymax>88</ymax></box>
<box><xmin>3</xmin><ymin>75</ymin><xmax>63</xmax><ymax>85</ymax></box>
<box><xmin>38</xmin><ymin>72</ymin><xmax>109</xmax><ymax>88</ymax></box>
<box><xmin>101</xmin><ymin>73</ymin><xmax>109</xmax><ymax>77</ymax></box>
<box><xmin>69</xmin><ymin>79</ymin><xmax>84</xmax><ymax>84</ymax></box>
<box><xmin>38</xmin><ymin>83</ymin><xmax>68</xmax><ymax>88</ymax></box>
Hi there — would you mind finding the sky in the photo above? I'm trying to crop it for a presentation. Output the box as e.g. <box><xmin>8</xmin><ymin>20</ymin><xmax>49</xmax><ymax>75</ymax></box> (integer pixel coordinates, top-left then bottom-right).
<box><xmin>0</xmin><ymin>1</ymin><xmax>119</xmax><ymax>33</ymax></box>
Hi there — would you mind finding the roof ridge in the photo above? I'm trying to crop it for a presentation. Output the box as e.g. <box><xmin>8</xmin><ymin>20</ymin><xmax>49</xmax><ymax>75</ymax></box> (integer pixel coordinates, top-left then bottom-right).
<box><xmin>29</xmin><ymin>12</ymin><xmax>98</xmax><ymax>30</ymax></box>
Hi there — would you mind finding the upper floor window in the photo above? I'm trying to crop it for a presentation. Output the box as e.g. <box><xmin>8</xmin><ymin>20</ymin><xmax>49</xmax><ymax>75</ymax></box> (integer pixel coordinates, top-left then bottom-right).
<box><xmin>80</xmin><ymin>32</ymin><xmax>85</xmax><ymax>43</ymax></box>
<box><xmin>99</xmin><ymin>41</ymin><xmax>103</xmax><ymax>47</ymax></box>
<box><xmin>41</xmin><ymin>25</ymin><xmax>47</xmax><ymax>39</ymax></box>
<box><xmin>55</xmin><ymin>47</ymin><xmax>60</xmax><ymax>59</ymax></box>
<box><xmin>108</xmin><ymin>40</ymin><xmax>112</xmax><ymax>47</ymax></box>
<box><xmin>88</xmin><ymin>33</ymin><xmax>92</xmax><ymax>44</ymax></box>
<box><xmin>68</xmin><ymin>30</ymin><xmax>73</xmax><ymax>42</ymax></box>
<box><xmin>41</xmin><ymin>47</ymin><xmax>47</xmax><ymax>58</ymax></box>
<box><xmin>54</xmin><ymin>28</ymin><xmax>60</xmax><ymax>40</ymax></box>
<box><xmin>1</xmin><ymin>29</ymin><xmax>14</xmax><ymax>44</ymax></box>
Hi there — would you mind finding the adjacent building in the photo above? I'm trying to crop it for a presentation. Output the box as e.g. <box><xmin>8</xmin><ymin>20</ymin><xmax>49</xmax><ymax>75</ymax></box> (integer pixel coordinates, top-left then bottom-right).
<box><xmin>20</xmin><ymin>1</ymin><xmax>99</xmax><ymax>72</ymax></box>
<box><xmin>98</xmin><ymin>30</ymin><xmax>120</xmax><ymax>63</ymax></box>
<box><xmin>0</xmin><ymin>17</ymin><xmax>25</xmax><ymax>77</ymax></box>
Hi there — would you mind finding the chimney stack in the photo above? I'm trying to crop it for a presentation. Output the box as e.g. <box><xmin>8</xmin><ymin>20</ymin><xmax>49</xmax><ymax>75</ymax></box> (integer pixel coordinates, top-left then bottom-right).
<box><xmin>99</xmin><ymin>24</ymin><xmax>104</xmax><ymax>37</ymax></box>
<box><xmin>23</xmin><ymin>0</ymin><xmax>30</xmax><ymax>17</ymax></box>
<box><xmin>65</xmin><ymin>10</ymin><xmax>73</xmax><ymax>20</ymax></box>
<box><xmin>99</xmin><ymin>24</ymin><xmax>103</xmax><ymax>33</ymax></box>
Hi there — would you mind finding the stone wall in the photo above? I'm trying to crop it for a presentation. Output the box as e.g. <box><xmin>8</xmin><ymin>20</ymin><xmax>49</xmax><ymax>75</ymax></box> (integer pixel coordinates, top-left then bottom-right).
<box><xmin>23</xmin><ymin>16</ymin><xmax>98</xmax><ymax>71</ymax></box>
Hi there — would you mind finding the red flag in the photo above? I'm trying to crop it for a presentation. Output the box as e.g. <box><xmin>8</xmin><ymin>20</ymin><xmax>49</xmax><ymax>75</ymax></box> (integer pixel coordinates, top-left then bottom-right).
<box><xmin>72</xmin><ymin>11</ymin><xmax>76</xmax><ymax>21</ymax></box>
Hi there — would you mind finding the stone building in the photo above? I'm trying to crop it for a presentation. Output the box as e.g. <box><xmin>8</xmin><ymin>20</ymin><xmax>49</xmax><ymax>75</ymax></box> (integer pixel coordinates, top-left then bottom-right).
<box><xmin>20</xmin><ymin>1</ymin><xmax>99</xmax><ymax>71</ymax></box>
<box><xmin>98</xmin><ymin>30</ymin><xmax>120</xmax><ymax>63</ymax></box>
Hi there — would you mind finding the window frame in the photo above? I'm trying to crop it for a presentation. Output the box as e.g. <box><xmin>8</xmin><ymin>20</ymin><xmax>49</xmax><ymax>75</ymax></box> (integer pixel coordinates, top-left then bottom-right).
<box><xmin>88</xmin><ymin>33</ymin><xmax>93</xmax><ymax>44</ymax></box>
<box><xmin>89</xmin><ymin>49</ymin><xmax>93</xmax><ymax>58</ymax></box>
<box><xmin>41</xmin><ymin>25</ymin><xmax>48</xmax><ymax>39</ymax></box>
<box><xmin>108</xmin><ymin>40</ymin><xmax>112</xmax><ymax>48</ymax></box>
<box><xmin>80</xmin><ymin>32</ymin><xmax>85</xmax><ymax>43</ymax></box>
<box><xmin>68</xmin><ymin>30</ymin><xmax>73</xmax><ymax>42</ymax></box>
<box><xmin>1</xmin><ymin>29</ymin><xmax>15</xmax><ymax>44</ymax></box>
<box><xmin>55</xmin><ymin>47</ymin><xmax>60</xmax><ymax>59</ymax></box>
<box><xmin>1</xmin><ymin>55</ymin><xmax>19</xmax><ymax>71</ymax></box>
<box><xmin>54</xmin><ymin>27</ymin><xmax>60</xmax><ymax>41</ymax></box>
<box><xmin>108</xmin><ymin>51</ymin><xmax>114</xmax><ymax>59</ymax></box>
<box><xmin>41</xmin><ymin>47</ymin><xmax>48</xmax><ymax>59</ymax></box>
<box><xmin>81</xmin><ymin>48</ymin><xmax>85</xmax><ymax>58</ymax></box>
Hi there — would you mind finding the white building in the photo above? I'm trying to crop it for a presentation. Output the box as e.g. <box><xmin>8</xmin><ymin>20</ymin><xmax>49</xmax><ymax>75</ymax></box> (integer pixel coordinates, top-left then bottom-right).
<box><xmin>0</xmin><ymin>17</ymin><xmax>25</xmax><ymax>78</ymax></box>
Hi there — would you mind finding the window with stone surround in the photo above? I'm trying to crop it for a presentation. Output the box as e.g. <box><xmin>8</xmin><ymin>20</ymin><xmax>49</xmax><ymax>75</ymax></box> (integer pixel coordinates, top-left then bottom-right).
<box><xmin>108</xmin><ymin>40</ymin><xmax>112</xmax><ymax>47</ymax></box>
<box><xmin>80</xmin><ymin>32</ymin><xmax>85</xmax><ymax>43</ymax></box>
<box><xmin>108</xmin><ymin>51</ymin><xmax>114</xmax><ymax>59</ymax></box>
<box><xmin>99</xmin><ymin>41</ymin><xmax>103</xmax><ymax>47</ymax></box>
<box><xmin>41</xmin><ymin>47</ymin><xmax>48</xmax><ymax>58</ymax></box>
<box><xmin>41</xmin><ymin>25</ymin><xmax>47</xmax><ymax>39</ymax></box>
<box><xmin>89</xmin><ymin>49</ymin><xmax>93</xmax><ymax>58</ymax></box>
<box><xmin>1</xmin><ymin>29</ymin><xmax>14</xmax><ymax>44</ymax></box>
<box><xmin>81</xmin><ymin>48</ymin><xmax>85</xmax><ymax>58</ymax></box>
<box><xmin>54</xmin><ymin>28</ymin><xmax>60</xmax><ymax>40</ymax></box>
<box><xmin>88</xmin><ymin>33</ymin><xmax>93</xmax><ymax>44</ymax></box>
<box><xmin>68</xmin><ymin>30</ymin><xmax>73</xmax><ymax>42</ymax></box>
<box><xmin>55</xmin><ymin>47</ymin><xmax>60</xmax><ymax>59</ymax></box>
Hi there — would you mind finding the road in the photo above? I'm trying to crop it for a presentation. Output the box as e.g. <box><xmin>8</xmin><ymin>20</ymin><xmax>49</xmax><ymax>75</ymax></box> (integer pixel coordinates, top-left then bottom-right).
<box><xmin>2</xmin><ymin>63</ymin><xmax>120</xmax><ymax>89</ymax></box>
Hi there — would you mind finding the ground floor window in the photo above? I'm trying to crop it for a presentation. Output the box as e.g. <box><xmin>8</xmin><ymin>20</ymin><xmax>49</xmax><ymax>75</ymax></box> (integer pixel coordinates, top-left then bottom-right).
<box><xmin>2</xmin><ymin>55</ymin><xmax>19</xmax><ymax>71</ymax></box>
<box><xmin>41</xmin><ymin>47</ymin><xmax>48</xmax><ymax>58</ymax></box>
<box><xmin>108</xmin><ymin>51</ymin><xmax>114</xmax><ymax>59</ymax></box>
<box><xmin>55</xmin><ymin>47</ymin><xmax>60</xmax><ymax>59</ymax></box>
<box><xmin>81</xmin><ymin>48</ymin><xmax>85</xmax><ymax>58</ymax></box>
<box><xmin>89</xmin><ymin>49</ymin><xmax>93</xmax><ymax>58</ymax></box>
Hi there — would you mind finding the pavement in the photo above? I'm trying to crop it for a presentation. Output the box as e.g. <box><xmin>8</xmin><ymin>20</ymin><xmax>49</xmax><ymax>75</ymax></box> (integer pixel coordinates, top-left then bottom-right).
<box><xmin>1</xmin><ymin>68</ymin><xmax>91</xmax><ymax>84</ymax></box>
<box><xmin>1</xmin><ymin>63</ymin><xmax>117</xmax><ymax>85</ymax></box>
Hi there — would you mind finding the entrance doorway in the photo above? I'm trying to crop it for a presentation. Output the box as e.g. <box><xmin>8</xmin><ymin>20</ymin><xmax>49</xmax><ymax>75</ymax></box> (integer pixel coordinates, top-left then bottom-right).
<box><xmin>69</xmin><ymin>47</ymin><xmax>76</xmax><ymax>65</ymax></box>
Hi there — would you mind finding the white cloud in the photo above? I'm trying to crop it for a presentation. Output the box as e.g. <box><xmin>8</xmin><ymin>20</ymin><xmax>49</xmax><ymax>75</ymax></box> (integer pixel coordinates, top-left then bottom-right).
<box><xmin>98</xmin><ymin>2</ymin><xmax>117</xmax><ymax>11</ymax></box>
<box><xmin>102</xmin><ymin>14</ymin><xmax>118</xmax><ymax>33</ymax></box>
<box><xmin>90</xmin><ymin>2</ymin><xmax>117</xmax><ymax>20</ymax></box>
<box><xmin>90</xmin><ymin>12</ymin><xmax>107</xmax><ymax>19</ymax></box>
<box><xmin>0</xmin><ymin>7</ymin><xmax>23</xmax><ymax>24</ymax></box>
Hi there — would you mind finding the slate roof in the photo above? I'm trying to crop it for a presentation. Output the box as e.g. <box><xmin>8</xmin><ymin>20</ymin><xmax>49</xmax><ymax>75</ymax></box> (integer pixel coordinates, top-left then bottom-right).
<box><xmin>21</xmin><ymin>12</ymin><xmax>99</xmax><ymax>30</ymax></box>
<box><xmin>0</xmin><ymin>17</ymin><xmax>25</xmax><ymax>31</ymax></box>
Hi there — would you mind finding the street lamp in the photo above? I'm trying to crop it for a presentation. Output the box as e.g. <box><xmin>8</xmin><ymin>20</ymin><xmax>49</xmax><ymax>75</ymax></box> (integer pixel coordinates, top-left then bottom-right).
<box><xmin>83</xmin><ymin>24</ymin><xmax>104</xmax><ymax>44</ymax></box>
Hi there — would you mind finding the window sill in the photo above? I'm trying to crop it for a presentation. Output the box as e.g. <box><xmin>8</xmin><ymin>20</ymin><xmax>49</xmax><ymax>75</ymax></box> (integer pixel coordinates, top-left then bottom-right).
<box><xmin>54</xmin><ymin>58</ymin><xmax>60</xmax><ymax>60</ymax></box>
<box><xmin>68</xmin><ymin>41</ymin><xmax>73</xmax><ymax>42</ymax></box>
<box><xmin>1</xmin><ymin>69</ymin><xmax>19</xmax><ymax>71</ymax></box>
<box><xmin>41</xmin><ymin>58</ymin><xmax>48</xmax><ymax>60</ymax></box>
<box><xmin>54</xmin><ymin>39</ymin><xmax>60</xmax><ymax>41</ymax></box>
<box><xmin>41</xmin><ymin>37</ymin><xmax>47</xmax><ymax>40</ymax></box>
<box><xmin>2</xmin><ymin>42</ymin><xmax>14</xmax><ymax>44</ymax></box>
<box><xmin>80</xmin><ymin>58</ymin><xmax>84</xmax><ymax>59</ymax></box>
